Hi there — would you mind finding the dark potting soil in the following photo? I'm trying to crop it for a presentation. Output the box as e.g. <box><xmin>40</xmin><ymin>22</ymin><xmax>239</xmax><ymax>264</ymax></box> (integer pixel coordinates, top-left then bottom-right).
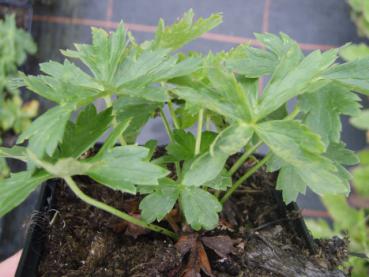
<box><xmin>36</xmin><ymin>151</ymin><xmax>349</xmax><ymax>277</ymax></box>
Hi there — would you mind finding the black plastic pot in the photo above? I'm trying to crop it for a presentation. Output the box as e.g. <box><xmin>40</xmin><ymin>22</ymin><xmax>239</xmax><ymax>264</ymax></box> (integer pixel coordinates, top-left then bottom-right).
<box><xmin>15</xmin><ymin>175</ymin><xmax>316</xmax><ymax>277</ymax></box>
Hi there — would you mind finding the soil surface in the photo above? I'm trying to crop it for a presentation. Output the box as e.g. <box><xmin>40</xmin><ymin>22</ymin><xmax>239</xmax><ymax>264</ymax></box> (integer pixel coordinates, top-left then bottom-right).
<box><xmin>36</xmin><ymin>150</ymin><xmax>349</xmax><ymax>277</ymax></box>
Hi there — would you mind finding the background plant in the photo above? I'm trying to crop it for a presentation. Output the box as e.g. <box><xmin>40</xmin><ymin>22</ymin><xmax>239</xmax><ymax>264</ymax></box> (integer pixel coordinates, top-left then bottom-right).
<box><xmin>340</xmin><ymin>0</ymin><xmax>369</xmax><ymax>61</ymax></box>
<box><xmin>0</xmin><ymin>10</ymin><xmax>369</xmax><ymax>240</ymax></box>
<box><xmin>0</xmin><ymin>14</ymin><xmax>37</xmax><ymax>179</ymax></box>
<box><xmin>306</xmin><ymin>110</ymin><xmax>369</xmax><ymax>276</ymax></box>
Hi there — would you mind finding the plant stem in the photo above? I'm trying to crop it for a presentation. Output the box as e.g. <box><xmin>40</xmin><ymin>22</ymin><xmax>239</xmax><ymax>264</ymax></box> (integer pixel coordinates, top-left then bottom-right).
<box><xmin>167</xmin><ymin>100</ymin><xmax>180</xmax><ymax>129</ymax></box>
<box><xmin>159</xmin><ymin>108</ymin><xmax>181</xmax><ymax>181</ymax></box>
<box><xmin>195</xmin><ymin>109</ymin><xmax>204</xmax><ymax>156</ymax></box>
<box><xmin>205</xmin><ymin>113</ymin><xmax>211</xmax><ymax>131</ymax></box>
<box><xmin>159</xmin><ymin>109</ymin><xmax>173</xmax><ymax>141</ymax></box>
<box><xmin>228</xmin><ymin>141</ymin><xmax>263</xmax><ymax>175</ymax></box>
<box><xmin>64</xmin><ymin>176</ymin><xmax>178</xmax><ymax>240</ymax></box>
<box><xmin>221</xmin><ymin>153</ymin><xmax>272</xmax><ymax>204</ymax></box>
<box><xmin>286</xmin><ymin>105</ymin><xmax>300</xmax><ymax>120</ymax></box>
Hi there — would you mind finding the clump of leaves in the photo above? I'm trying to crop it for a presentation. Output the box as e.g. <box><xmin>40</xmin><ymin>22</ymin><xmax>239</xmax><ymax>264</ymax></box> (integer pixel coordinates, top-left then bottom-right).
<box><xmin>306</xmin><ymin>110</ymin><xmax>369</xmax><ymax>277</ymax></box>
<box><xmin>0</xmin><ymin>15</ymin><xmax>38</xmax><ymax>178</ymax></box>
<box><xmin>0</xmin><ymin>10</ymin><xmax>368</xmax><ymax>247</ymax></box>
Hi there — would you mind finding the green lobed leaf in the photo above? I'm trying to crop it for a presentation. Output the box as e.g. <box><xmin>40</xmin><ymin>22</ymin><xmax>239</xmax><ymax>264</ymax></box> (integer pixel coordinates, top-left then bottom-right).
<box><xmin>257</xmin><ymin>49</ymin><xmax>338</xmax><ymax>120</ymax></box>
<box><xmin>114</xmin><ymin>96</ymin><xmax>162</xmax><ymax>144</ymax></box>
<box><xmin>210</xmin><ymin>123</ymin><xmax>253</xmax><ymax>156</ymax></box>
<box><xmin>322</xmin><ymin>58</ymin><xmax>369</xmax><ymax>95</ymax></box>
<box><xmin>182</xmin><ymin>151</ymin><xmax>227</xmax><ymax>187</ymax></box>
<box><xmin>0</xmin><ymin>171</ymin><xmax>50</xmax><ymax>217</ymax></box>
<box><xmin>166</xmin><ymin>129</ymin><xmax>196</xmax><ymax>161</ymax></box>
<box><xmin>59</xmin><ymin>105</ymin><xmax>113</xmax><ymax>158</ymax></box>
<box><xmin>276</xmin><ymin>166</ymin><xmax>306</xmax><ymax>204</ymax></box>
<box><xmin>325</xmin><ymin>142</ymin><xmax>359</xmax><ymax>166</ymax></box>
<box><xmin>226</xmin><ymin>45</ymin><xmax>278</xmax><ymax>78</ymax></box>
<box><xmin>180</xmin><ymin>186</ymin><xmax>222</xmax><ymax>230</ymax></box>
<box><xmin>300</xmin><ymin>83</ymin><xmax>361</xmax><ymax>145</ymax></box>
<box><xmin>18</xmin><ymin>105</ymin><xmax>73</xmax><ymax>157</ymax></box>
<box><xmin>152</xmin><ymin>9</ymin><xmax>222</xmax><ymax>50</ymax></box>
<box><xmin>62</xmin><ymin>23</ymin><xmax>128</xmax><ymax>82</ymax></box>
<box><xmin>139</xmin><ymin>178</ymin><xmax>179</xmax><ymax>223</ymax></box>
<box><xmin>114</xmin><ymin>49</ymin><xmax>201</xmax><ymax>89</ymax></box>
<box><xmin>173</xmin><ymin>66</ymin><xmax>254</xmax><ymax>122</ymax></box>
<box><xmin>255</xmin><ymin>120</ymin><xmax>350</xmax><ymax>202</ymax></box>
<box><xmin>86</xmin><ymin>146</ymin><xmax>169</xmax><ymax>194</ymax></box>
<box><xmin>22</xmin><ymin>60</ymin><xmax>102</xmax><ymax>104</ymax></box>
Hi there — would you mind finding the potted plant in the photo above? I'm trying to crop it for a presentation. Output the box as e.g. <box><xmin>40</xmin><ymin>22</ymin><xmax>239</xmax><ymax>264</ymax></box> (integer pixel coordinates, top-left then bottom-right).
<box><xmin>1</xmin><ymin>10</ymin><xmax>369</xmax><ymax>276</ymax></box>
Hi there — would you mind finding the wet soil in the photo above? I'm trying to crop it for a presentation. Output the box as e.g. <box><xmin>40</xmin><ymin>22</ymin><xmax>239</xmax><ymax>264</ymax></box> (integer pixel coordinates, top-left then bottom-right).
<box><xmin>36</xmin><ymin>151</ymin><xmax>349</xmax><ymax>277</ymax></box>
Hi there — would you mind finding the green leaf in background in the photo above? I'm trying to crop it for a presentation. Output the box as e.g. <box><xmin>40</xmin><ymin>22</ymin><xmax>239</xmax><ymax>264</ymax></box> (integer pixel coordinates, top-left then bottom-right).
<box><xmin>340</xmin><ymin>43</ymin><xmax>369</xmax><ymax>61</ymax></box>
<box><xmin>322</xmin><ymin>58</ymin><xmax>369</xmax><ymax>95</ymax></box>
<box><xmin>353</xmin><ymin>165</ymin><xmax>369</xmax><ymax>197</ymax></box>
<box><xmin>182</xmin><ymin>151</ymin><xmax>227</xmax><ymax>187</ymax></box>
<box><xmin>0</xmin><ymin>171</ymin><xmax>50</xmax><ymax>217</ymax></box>
<box><xmin>0</xmin><ymin>15</ymin><xmax>36</xmax><ymax>76</ymax></box>
<box><xmin>87</xmin><ymin>146</ymin><xmax>169</xmax><ymax>194</ymax></box>
<box><xmin>59</xmin><ymin>105</ymin><xmax>113</xmax><ymax>158</ymax></box>
<box><xmin>305</xmin><ymin>219</ymin><xmax>336</xmax><ymax>239</ymax></box>
<box><xmin>114</xmin><ymin>96</ymin><xmax>161</xmax><ymax>144</ymax></box>
<box><xmin>18</xmin><ymin>105</ymin><xmax>73</xmax><ymax>157</ymax></box>
<box><xmin>140</xmin><ymin>179</ymin><xmax>179</xmax><ymax>223</ymax></box>
<box><xmin>152</xmin><ymin>9</ymin><xmax>222</xmax><ymax>50</ymax></box>
<box><xmin>350</xmin><ymin>109</ymin><xmax>369</xmax><ymax>129</ymax></box>
<box><xmin>352</xmin><ymin>149</ymin><xmax>369</xmax><ymax>197</ymax></box>
<box><xmin>322</xmin><ymin>195</ymin><xmax>364</xmax><ymax>230</ymax></box>
<box><xmin>166</xmin><ymin>129</ymin><xmax>196</xmax><ymax>161</ymax></box>
<box><xmin>180</xmin><ymin>187</ymin><xmax>222</xmax><ymax>230</ymax></box>
<box><xmin>210</xmin><ymin>123</ymin><xmax>253</xmax><ymax>156</ymax></box>
<box><xmin>300</xmin><ymin>83</ymin><xmax>361</xmax><ymax>146</ymax></box>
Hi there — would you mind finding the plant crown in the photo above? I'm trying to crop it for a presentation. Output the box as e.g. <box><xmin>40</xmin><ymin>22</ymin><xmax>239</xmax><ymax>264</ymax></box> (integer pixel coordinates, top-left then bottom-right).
<box><xmin>0</xmin><ymin>10</ymin><xmax>368</xmax><ymax>237</ymax></box>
